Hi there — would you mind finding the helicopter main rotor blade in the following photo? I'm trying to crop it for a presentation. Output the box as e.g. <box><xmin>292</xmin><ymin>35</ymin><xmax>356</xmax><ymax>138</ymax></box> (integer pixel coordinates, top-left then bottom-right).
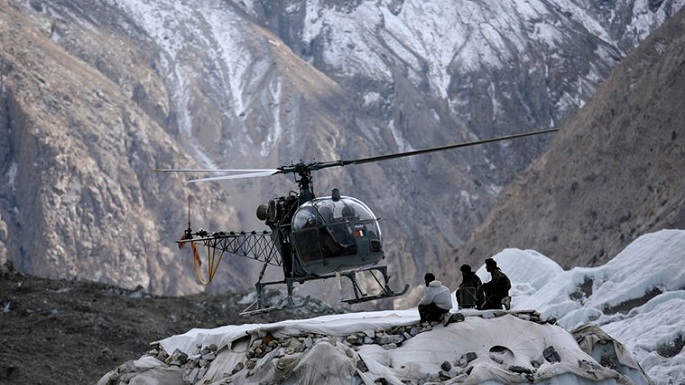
<box><xmin>187</xmin><ymin>170</ymin><xmax>280</xmax><ymax>183</ymax></box>
<box><xmin>153</xmin><ymin>168</ymin><xmax>279</xmax><ymax>173</ymax></box>
<box><xmin>153</xmin><ymin>128</ymin><xmax>557</xmax><ymax>179</ymax></box>
<box><xmin>340</xmin><ymin>128</ymin><xmax>558</xmax><ymax>166</ymax></box>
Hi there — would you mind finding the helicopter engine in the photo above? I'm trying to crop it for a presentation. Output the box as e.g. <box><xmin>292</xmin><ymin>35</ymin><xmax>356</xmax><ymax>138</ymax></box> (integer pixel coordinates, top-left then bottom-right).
<box><xmin>256</xmin><ymin>194</ymin><xmax>299</xmax><ymax>227</ymax></box>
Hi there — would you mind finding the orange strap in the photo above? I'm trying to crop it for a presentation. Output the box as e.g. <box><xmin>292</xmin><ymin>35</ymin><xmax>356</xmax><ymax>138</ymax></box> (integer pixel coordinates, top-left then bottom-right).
<box><xmin>191</xmin><ymin>241</ymin><xmax>225</xmax><ymax>285</ymax></box>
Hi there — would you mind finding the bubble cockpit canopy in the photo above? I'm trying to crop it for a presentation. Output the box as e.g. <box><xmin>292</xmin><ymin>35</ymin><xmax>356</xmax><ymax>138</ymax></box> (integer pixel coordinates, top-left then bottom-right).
<box><xmin>291</xmin><ymin>195</ymin><xmax>383</xmax><ymax>276</ymax></box>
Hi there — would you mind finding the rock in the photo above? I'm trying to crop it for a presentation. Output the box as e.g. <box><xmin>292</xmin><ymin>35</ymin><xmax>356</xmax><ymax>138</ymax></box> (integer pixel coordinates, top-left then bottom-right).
<box><xmin>166</xmin><ymin>349</ymin><xmax>188</xmax><ymax>366</ymax></box>
<box><xmin>441</xmin><ymin>361</ymin><xmax>452</xmax><ymax>371</ymax></box>
<box><xmin>543</xmin><ymin>346</ymin><xmax>561</xmax><ymax>363</ymax></box>
<box><xmin>231</xmin><ymin>362</ymin><xmax>244</xmax><ymax>375</ymax></box>
<box><xmin>509</xmin><ymin>365</ymin><xmax>533</xmax><ymax>374</ymax></box>
<box><xmin>345</xmin><ymin>334</ymin><xmax>359</xmax><ymax>345</ymax></box>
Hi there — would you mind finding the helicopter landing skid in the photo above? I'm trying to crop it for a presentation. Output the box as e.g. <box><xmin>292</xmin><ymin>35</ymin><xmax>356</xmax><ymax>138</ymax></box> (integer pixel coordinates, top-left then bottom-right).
<box><xmin>339</xmin><ymin>266</ymin><xmax>410</xmax><ymax>305</ymax></box>
<box><xmin>239</xmin><ymin>276</ymin><xmax>313</xmax><ymax>316</ymax></box>
<box><xmin>239</xmin><ymin>266</ymin><xmax>409</xmax><ymax>315</ymax></box>
<box><xmin>239</xmin><ymin>295</ymin><xmax>311</xmax><ymax>316</ymax></box>
<box><xmin>341</xmin><ymin>283</ymin><xmax>410</xmax><ymax>304</ymax></box>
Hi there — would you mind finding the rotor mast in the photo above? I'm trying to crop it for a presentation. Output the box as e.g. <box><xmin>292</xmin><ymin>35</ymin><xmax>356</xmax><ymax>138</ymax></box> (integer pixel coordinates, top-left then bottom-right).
<box><xmin>279</xmin><ymin>160</ymin><xmax>344</xmax><ymax>204</ymax></box>
<box><xmin>295</xmin><ymin>167</ymin><xmax>315</xmax><ymax>204</ymax></box>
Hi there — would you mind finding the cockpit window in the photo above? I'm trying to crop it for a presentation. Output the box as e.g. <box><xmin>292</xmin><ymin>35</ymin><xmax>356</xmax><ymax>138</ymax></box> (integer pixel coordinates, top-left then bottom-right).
<box><xmin>292</xmin><ymin>196</ymin><xmax>379</xmax><ymax>232</ymax></box>
<box><xmin>291</xmin><ymin>195</ymin><xmax>384</xmax><ymax>274</ymax></box>
<box><xmin>292</xmin><ymin>206</ymin><xmax>318</xmax><ymax>230</ymax></box>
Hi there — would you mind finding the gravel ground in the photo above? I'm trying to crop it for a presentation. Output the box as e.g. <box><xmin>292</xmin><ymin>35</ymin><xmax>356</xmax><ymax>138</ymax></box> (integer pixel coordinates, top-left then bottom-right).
<box><xmin>0</xmin><ymin>262</ymin><xmax>345</xmax><ymax>385</ymax></box>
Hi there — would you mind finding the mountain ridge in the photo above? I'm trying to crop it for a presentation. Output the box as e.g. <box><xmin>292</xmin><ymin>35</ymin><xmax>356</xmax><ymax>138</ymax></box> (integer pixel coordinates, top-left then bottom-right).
<box><xmin>453</xmin><ymin>6</ymin><xmax>685</xmax><ymax>274</ymax></box>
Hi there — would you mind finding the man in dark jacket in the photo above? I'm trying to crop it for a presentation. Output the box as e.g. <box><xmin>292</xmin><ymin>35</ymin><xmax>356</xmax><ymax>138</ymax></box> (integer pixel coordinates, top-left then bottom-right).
<box><xmin>481</xmin><ymin>258</ymin><xmax>511</xmax><ymax>310</ymax></box>
<box><xmin>455</xmin><ymin>264</ymin><xmax>483</xmax><ymax>309</ymax></box>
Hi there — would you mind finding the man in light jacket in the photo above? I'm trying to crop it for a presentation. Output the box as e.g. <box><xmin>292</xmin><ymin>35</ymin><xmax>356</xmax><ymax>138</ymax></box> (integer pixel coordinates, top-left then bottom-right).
<box><xmin>418</xmin><ymin>273</ymin><xmax>452</xmax><ymax>323</ymax></box>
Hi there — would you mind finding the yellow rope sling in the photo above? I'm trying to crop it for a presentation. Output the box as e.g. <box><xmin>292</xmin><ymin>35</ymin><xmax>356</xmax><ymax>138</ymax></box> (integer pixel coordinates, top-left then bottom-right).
<box><xmin>188</xmin><ymin>241</ymin><xmax>226</xmax><ymax>285</ymax></box>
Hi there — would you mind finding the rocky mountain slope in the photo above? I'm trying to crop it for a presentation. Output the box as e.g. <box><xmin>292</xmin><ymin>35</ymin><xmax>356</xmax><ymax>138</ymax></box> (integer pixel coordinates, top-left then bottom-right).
<box><xmin>1</xmin><ymin>0</ymin><xmax>683</xmax><ymax>300</ymax></box>
<box><xmin>0</xmin><ymin>261</ymin><xmax>344</xmax><ymax>385</ymax></box>
<box><xmin>452</xmin><ymin>6</ymin><xmax>685</xmax><ymax>278</ymax></box>
<box><xmin>0</xmin><ymin>1</ymin><xmax>234</xmax><ymax>295</ymax></box>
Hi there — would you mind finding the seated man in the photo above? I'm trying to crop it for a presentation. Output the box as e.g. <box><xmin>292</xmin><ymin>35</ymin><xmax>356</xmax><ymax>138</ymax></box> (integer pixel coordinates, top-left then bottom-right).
<box><xmin>417</xmin><ymin>273</ymin><xmax>452</xmax><ymax>323</ymax></box>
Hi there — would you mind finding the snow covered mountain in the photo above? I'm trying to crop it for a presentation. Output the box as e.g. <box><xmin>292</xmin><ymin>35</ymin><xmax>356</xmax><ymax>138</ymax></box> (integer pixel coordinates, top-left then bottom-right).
<box><xmin>454</xmin><ymin>6</ymin><xmax>685</xmax><ymax>278</ymax></box>
<box><xmin>0</xmin><ymin>0</ymin><xmax>683</xmax><ymax>297</ymax></box>
<box><xmin>98</xmin><ymin>229</ymin><xmax>685</xmax><ymax>384</ymax></box>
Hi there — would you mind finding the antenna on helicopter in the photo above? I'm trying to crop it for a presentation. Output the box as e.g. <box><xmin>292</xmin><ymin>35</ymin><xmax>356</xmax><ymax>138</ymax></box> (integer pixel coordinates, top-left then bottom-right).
<box><xmin>183</xmin><ymin>195</ymin><xmax>193</xmax><ymax>241</ymax></box>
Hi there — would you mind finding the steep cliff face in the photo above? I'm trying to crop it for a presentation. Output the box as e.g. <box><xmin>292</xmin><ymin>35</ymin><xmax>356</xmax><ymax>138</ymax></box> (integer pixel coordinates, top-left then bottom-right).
<box><xmin>453</xmin><ymin>8</ymin><xmax>685</xmax><ymax>279</ymax></box>
<box><xmin>1</xmin><ymin>0</ymin><xmax>683</xmax><ymax>299</ymax></box>
<box><xmin>0</xmin><ymin>2</ymin><xmax>234</xmax><ymax>294</ymax></box>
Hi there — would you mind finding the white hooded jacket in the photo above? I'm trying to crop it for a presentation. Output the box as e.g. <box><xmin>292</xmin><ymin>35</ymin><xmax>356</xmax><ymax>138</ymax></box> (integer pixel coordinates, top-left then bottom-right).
<box><xmin>418</xmin><ymin>280</ymin><xmax>452</xmax><ymax>310</ymax></box>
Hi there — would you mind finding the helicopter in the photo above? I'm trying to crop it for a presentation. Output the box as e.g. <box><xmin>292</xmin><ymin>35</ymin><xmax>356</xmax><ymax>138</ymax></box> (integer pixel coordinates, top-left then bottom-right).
<box><xmin>155</xmin><ymin>128</ymin><xmax>557</xmax><ymax>315</ymax></box>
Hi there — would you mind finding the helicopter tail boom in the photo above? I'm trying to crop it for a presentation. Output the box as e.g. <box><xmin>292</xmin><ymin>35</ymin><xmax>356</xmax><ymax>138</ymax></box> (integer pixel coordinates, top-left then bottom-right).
<box><xmin>178</xmin><ymin>230</ymin><xmax>283</xmax><ymax>285</ymax></box>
